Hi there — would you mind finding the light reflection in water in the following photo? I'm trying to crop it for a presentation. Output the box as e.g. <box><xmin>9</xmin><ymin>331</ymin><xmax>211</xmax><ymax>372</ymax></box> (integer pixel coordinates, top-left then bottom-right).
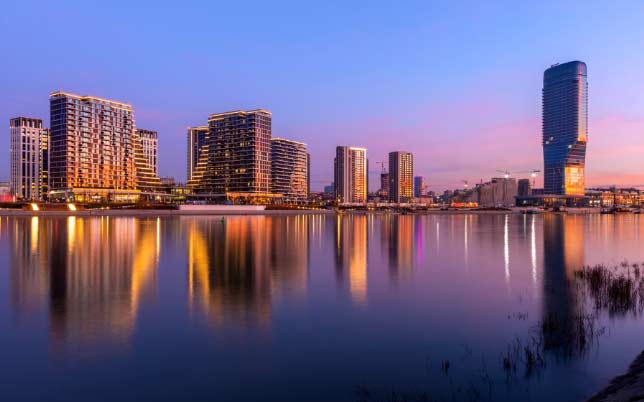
<box><xmin>30</xmin><ymin>216</ymin><xmax>38</xmax><ymax>255</ymax></box>
<box><xmin>531</xmin><ymin>214</ymin><xmax>537</xmax><ymax>285</ymax></box>
<box><xmin>67</xmin><ymin>216</ymin><xmax>76</xmax><ymax>254</ymax></box>
<box><xmin>10</xmin><ymin>216</ymin><xmax>159</xmax><ymax>353</ymax></box>
<box><xmin>464</xmin><ymin>215</ymin><xmax>469</xmax><ymax>266</ymax></box>
<box><xmin>5</xmin><ymin>214</ymin><xmax>644</xmax><ymax>402</ymax></box>
<box><xmin>542</xmin><ymin>214</ymin><xmax>584</xmax><ymax>352</ymax></box>
<box><xmin>335</xmin><ymin>215</ymin><xmax>368</xmax><ymax>306</ymax></box>
<box><xmin>504</xmin><ymin>214</ymin><xmax>510</xmax><ymax>283</ymax></box>
<box><xmin>185</xmin><ymin>216</ymin><xmax>309</xmax><ymax>328</ymax></box>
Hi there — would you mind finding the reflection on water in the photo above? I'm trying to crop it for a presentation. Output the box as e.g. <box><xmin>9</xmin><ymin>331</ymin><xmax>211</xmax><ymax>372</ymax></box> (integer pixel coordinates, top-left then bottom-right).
<box><xmin>186</xmin><ymin>216</ymin><xmax>310</xmax><ymax>327</ymax></box>
<box><xmin>543</xmin><ymin>214</ymin><xmax>583</xmax><ymax>327</ymax></box>
<box><xmin>334</xmin><ymin>215</ymin><xmax>368</xmax><ymax>305</ymax></box>
<box><xmin>381</xmin><ymin>215</ymin><xmax>416</xmax><ymax>282</ymax></box>
<box><xmin>3</xmin><ymin>213</ymin><xmax>644</xmax><ymax>402</ymax></box>
<box><xmin>9</xmin><ymin>217</ymin><xmax>159</xmax><ymax>351</ymax></box>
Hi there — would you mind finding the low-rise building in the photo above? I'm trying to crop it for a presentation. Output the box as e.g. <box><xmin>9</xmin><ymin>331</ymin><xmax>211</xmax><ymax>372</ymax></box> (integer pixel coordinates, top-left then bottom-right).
<box><xmin>0</xmin><ymin>181</ymin><xmax>12</xmax><ymax>202</ymax></box>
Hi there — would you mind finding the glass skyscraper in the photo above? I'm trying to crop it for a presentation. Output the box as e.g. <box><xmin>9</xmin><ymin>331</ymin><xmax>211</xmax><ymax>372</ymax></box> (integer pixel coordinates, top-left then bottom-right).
<box><xmin>542</xmin><ymin>61</ymin><xmax>588</xmax><ymax>196</ymax></box>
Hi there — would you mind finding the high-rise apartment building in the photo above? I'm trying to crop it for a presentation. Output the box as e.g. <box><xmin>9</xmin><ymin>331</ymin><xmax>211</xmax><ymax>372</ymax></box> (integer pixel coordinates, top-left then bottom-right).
<box><xmin>49</xmin><ymin>91</ymin><xmax>137</xmax><ymax>202</ymax></box>
<box><xmin>413</xmin><ymin>176</ymin><xmax>426</xmax><ymax>198</ymax></box>
<box><xmin>388</xmin><ymin>151</ymin><xmax>413</xmax><ymax>203</ymax></box>
<box><xmin>542</xmin><ymin>61</ymin><xmax>588</xmax><ymax>196</ymax></box>
<box><xmin>9</xmin><ymin>117</ymin><xmax>49</xmax><ymax>201</ymax></box>
<box><xmin>334</xmin><ymin>146</ymin><xmax>367</xmax><ymax>203</ymax></box>
<box><xmin>136</xmin><ymin>128</ymin><xmax>158</xmax><ymax>176</ymax></box>
<box><xmin>271</xmin><ymin>138</ymin><xmax>308</xmax><ymax>202</ymax></box>
<box><xmin>134</xmin><ymin>128</ymin><xmax>161</xmax><ymax>194</ymax></box>
<box><xmin>189</xmin><ymin>110</ymin><xmax>272</xmax><ymax>201</ymax></box>
<box><xmin>186</xmin><ymin>126</ymin><xmax>209</xmax><ymax>182</ymax></box>
<box><xmin>306</xmin><ymin>152</ymin><xmax>311</xmax><ymax>197</ymax></box>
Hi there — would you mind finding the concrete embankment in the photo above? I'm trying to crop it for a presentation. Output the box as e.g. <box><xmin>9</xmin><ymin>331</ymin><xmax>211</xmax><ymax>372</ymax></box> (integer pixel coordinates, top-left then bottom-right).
<box><xmin>0</xmin><ymin>208</ymin><xmax>335</xmax><ymax>217</ymax></box>
<box><xmin>0</xmin><ymin>207</ymin><xmax>608</xmax><ymax>217</ymax></box>
<box><xmin>586</xmin><ymin>351</ymin><xmax>644</xmax><ymax>402</ymax></box>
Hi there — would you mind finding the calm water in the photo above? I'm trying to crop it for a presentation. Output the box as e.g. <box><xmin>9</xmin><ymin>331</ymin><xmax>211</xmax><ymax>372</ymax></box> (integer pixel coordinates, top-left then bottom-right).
<box><xmin>1</xmin><ymin>214</ymin><xmax>644</xmax><ymax>402</ymax></box>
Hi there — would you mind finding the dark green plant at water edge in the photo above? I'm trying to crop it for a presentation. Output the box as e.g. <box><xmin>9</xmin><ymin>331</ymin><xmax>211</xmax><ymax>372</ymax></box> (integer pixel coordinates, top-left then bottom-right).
<box><xmin>575</xmin><ymin>262</ymin><xmax>644</xmax><ymax>316</ymax></box>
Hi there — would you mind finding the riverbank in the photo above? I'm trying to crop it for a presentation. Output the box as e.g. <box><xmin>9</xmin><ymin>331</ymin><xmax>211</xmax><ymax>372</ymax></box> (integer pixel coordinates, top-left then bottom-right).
<box><xmin>0</xmin><ymin>207</ymin><xmax>614</xmax><ymax>217</ymax></box>
<box><xmin>587</xmin><ymin>351</ymin><xmax>644</xmax><ymax>402</ymax></box>
<box><xmin>0</xmin><ymin>208</ymin><xmax>335</xmax><ymax>217</ymax></box>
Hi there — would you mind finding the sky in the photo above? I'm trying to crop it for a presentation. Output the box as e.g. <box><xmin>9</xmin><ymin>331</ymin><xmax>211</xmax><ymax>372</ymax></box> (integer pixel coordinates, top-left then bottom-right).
<box><xmin>2</xmin><ymin>0</ymin><xmax>644</xmax><ymax>192</ymax></box>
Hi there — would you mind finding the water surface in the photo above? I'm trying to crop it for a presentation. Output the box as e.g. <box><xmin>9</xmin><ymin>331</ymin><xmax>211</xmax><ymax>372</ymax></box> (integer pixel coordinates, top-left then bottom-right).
<box><xmin>1</xmin><ymin>214</ymin><xmax>643</xmax><ymax>401</ymax></box>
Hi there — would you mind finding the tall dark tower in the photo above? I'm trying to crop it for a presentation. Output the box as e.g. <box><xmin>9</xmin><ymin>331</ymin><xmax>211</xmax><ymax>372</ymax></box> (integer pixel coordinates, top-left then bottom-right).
<box><xmin>542</xmin><ymin>61</ymin><xmax>588</xmax><ymax>196</ymax></box>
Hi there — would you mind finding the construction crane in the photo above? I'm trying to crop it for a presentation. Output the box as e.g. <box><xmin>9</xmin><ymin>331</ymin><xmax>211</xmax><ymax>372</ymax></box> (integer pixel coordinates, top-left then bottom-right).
<box><xmin>514</xmin><ymin>169</ymin><xmax>541</xmax><ymax>187</ymax></box>
<box><xmin>497</xmin><ymin>169</ymin><xmax>541</xmax><ymax>187</ymax></box>
<box><xmin>376</xmin><ymin>161</ymin><xmax>387</xmax><ymax>173</ymax></box>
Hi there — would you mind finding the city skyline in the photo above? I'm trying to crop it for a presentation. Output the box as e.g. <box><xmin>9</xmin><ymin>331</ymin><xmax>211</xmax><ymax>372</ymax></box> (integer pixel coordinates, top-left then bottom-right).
<box><xmin>3</xmin><ymin>2</ymin><xmax>644</xmax><ymax>192</ymax></box>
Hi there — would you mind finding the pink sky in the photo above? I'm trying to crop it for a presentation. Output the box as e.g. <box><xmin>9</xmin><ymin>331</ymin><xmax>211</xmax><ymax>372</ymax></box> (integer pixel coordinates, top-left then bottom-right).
<box><xmin>294</xmin><ymin>96</ymin><xmax>644</xmax><ymax>192</ymax></box>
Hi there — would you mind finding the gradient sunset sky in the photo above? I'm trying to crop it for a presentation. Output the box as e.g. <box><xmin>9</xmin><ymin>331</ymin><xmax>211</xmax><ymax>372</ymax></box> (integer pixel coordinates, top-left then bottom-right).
<box><xmin>2</xmin><ymin>1</ymin><xmax>644</xmax><ymax>191</ymax></box>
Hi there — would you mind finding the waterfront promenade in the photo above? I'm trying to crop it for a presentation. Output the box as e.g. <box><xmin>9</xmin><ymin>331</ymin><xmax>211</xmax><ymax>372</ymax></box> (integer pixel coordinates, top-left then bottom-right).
<box><xmin>0</xmin><ymin>206</ymin><xmax>605</xmax><ymax>217</ymax></box>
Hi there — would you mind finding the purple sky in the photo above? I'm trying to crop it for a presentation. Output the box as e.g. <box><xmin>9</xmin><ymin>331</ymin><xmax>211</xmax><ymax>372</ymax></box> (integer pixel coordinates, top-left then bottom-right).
<box><xmin>2</xmin><ymin>1</ymin><xmax>644</xmax><ymax>191</ymax></box>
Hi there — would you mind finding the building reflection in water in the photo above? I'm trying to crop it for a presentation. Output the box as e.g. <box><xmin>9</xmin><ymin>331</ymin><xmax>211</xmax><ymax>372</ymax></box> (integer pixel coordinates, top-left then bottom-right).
<box><xmin>9</xmin><ymin>216</ymin><xmax>159</xmax><ymax>351</ymax></box>
<box><xmin>10</xmin><ymin>217</ymin><xmax>51</xmax><ymax>315</ymax></box>
<box><xmin>334</xmin><ymin>215</ymin><xmax>368</xmax><ymax>305</ymax></box>
<box><xmin>380</xmin><ymin>215</ymin><xmax>416</xmax><ymax>282</ymax></box>
<box><xmin>542</xmin><ymin>214</ymin><xmax>584</xmax><ymax>352</ymax></box>
<box><xmin>531</xmin><ymin>214</ymin><xmax>538</xmax><ymax>285</ymax></box>
<box><xmin>185</xmin><ymin>216</ymin><xmax>309</xmax><ymax>328</ymax></box>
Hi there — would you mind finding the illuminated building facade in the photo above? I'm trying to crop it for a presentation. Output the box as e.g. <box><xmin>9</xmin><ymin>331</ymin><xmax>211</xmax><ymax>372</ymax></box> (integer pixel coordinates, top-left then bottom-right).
<box><xmin>49</xmin><ymin>91</ymin><xmax>138</xmax><ymax>202</ymax></box>
<box><xmin>189</xmin><ymin>110</ymin><xmax>273</xmax><ymax>202</ymax></box>
<box><xmin>271</xmin><ymin>138</ymin><xmax>308</xmax><ymax>202</ymax></box>
<box><xmin>0</xmin><ymin>182</ymin><xmax>11</xmax><ymax>202</ymax></box>
<box><xmin>388</xmin><ymin>151</ymin><xmax>413</xmax><ymax>203</ymax></box>
<box><xmin>186</xmin><ymin>126</ymin><xmax>208</xmax><ymax>182</ymax></box>
<box><xmin>542</xmin><ymin>61</ymin><xmax>588</xmax><ymax>195</ymax></box>
<box><xmin>9</xmin><ymin>117</ymin><xmax>49</xmax><ymax>201</ymax></box>
<box><xmin>334</xmin><ymin>146</ymin><xmax>367</xmax><ymax>204</ymax></box>
<box><xmin>134</xmin><ymin>128</ymin><xmax>161</xmax><ymax>194</ymax></box>
<box><xmin>306</xmin><ymin>152</ymin><xmax>311</xmax><ymax>197</ymax></box>
<box><xmin>136</xmin><ymin>128</ymin><xmax>158</xmax><ymax>176</ymax></box>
